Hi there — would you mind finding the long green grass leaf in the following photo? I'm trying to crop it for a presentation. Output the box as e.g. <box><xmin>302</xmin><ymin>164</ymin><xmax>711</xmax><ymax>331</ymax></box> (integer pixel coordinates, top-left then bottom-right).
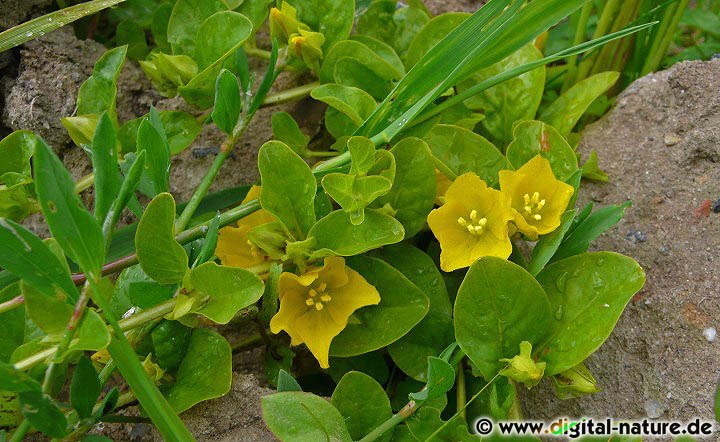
<box><xmin>0</xmin><ymin>0</ymin><xmax>126</xmax><ymax>53</ymax></box>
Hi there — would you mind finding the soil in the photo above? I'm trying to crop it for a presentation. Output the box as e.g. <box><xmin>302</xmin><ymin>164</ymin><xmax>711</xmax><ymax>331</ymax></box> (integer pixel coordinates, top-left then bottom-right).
<box><xmin>523</xmin><ymin>59</ymin><xmax>720</xmax><ymax>424</ymax></box>
<box><xmin>1</xmin><ymin>0</ymin><xmax>719</xmax><ymax>440</ymax></box>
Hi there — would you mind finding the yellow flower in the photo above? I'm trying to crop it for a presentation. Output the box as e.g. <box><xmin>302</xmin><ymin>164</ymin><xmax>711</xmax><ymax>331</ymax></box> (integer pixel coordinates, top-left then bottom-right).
<box><xmin>269</xmin><ymin>256</ymin><xmax>380</xmax><ymax>368</ymax></box>
<box><xmin>498</xmin><ymin>155</ymin><xmax>574</xmax><ymax>240</ymax></box>
<box><xmin>269</xmin><ymin>3</ymin><xmax>302</xmax><ymax>45</ymax></box>
<box><xmin>434</xmin><ymin>168</ymin><xmax>453</xmax><ymax>205</ymax></box>
<box><xmin>427</xmin><ymin>173</ymin><xmax>514</xmax><ymax>272</ymax></box>
<box><xmin>215</xmin><ymin>186</ymin><xmax>276</xmax><ymax>268</ymax></box>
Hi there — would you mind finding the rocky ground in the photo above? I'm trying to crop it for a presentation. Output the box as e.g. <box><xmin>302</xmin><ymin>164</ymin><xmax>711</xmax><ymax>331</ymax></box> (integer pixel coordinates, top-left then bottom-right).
<box><xmin>1</xmin><ymin>0</ymin><xmax>717</xmax><ymax>440</ymax></box>
<box><xmin>524</xmin><ymin>58</ymin><xmax>720</xmax><ymax>425</ymax></box>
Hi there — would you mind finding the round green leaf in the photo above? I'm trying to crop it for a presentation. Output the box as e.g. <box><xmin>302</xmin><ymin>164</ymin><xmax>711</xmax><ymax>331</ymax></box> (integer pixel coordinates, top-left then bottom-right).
<box><xmin>189</xmin><ymin>261</ymin><xmax>264</xmax><ymax>324</ymax></box>
<box><xmin>454</xmin><ymin>257</ymin><xmax>552</xmax><ymax>380</ymax></box>
<box><xmin>262</xmin><ymin>392</ymin><xmax>352</xmax><ymax>442</ymax></box>
<box><xmin>135</xmin><ymin>193</ymin><xmax>189</xmax><ymax>284</ymax></box>
<box><xmin>535</xmin><ymin>252</ymin><xmax>645</xmax><ymax>375</ymax></box>
<box><xmin>382</xmin><ymin>244</ymin><xmax>453</xmax><ymax>381</ymax></box>
<box><xmin>505</xmin><ymin>120</ymin><xmax>579</xmax><ymax>182</ymax></box>
<box><xmin>165</xmin><ymin>328</ymin><xmax>232</xmax><ymax>413</ymax></box>
<box><xmin>330</xmin><ymin>256</ymin><xmax>429</xmax><ymax>357</ymax></box>
<box><xmin>331</xmin><ymin>371</ymin><xmax>393</xmax><ymax>442</ymax></box>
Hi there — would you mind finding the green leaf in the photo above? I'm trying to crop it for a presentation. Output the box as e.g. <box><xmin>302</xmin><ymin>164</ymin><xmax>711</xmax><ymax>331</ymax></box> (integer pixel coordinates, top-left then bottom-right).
<box><xmin>331</xmin><ymin>371</ymin><xmax>393</xmax><ymax>442</ymax></box>
<box><xmin>179</xmin><ymin>11</ymin><xmax>253</xmax><ymax>108</ymax></box>
<box><xmin>321</xmin><ymin>138</ymin><xmax>395</xmax><ymax>224</ymax></box>
<box><xmin>0</xmin><ymin>173</ymin><xmax>37</xmax><ymax>222</ymax></box>
<box><xmin>294</xmin><ymin>0</ymin><xmax>354</xmax><ymax>51</ymax></box>
<box><xmin>330</xmin><ymin>256</ymin><xmax>429</xmax><ymax>357</ymax></box>
<box><xmin>552</xmin><ymin>201</ymin><xmax>631</xmax><ymax>262</ymax></box>
<box><xmin>167</xmin><ymin>0</ymin><xmax>227</xmax><ymax>56</ymax></box>
<box><xmin>380</xmin><ymin>244</ymin><xmax>453</xmax><ymax>381</ymax></box>
<box><xmin>188</xmin><ymin>261</ymin><xmax>264</xmax><ymax>324</ymax></box>
<box><xmin>151</xmin><ymin>320</ymin><xmax>192</xmax><ymax>372</ymax></box>
<box><xmin>77</xmin><ymin>46</ymin><xmax>127</xmax><ymax>121</ymax></box>
<box><xmin>459</xmin><ymin>43</ymin><xmax>545</xmax><ymax>146</ymax></box>
<box><xmin>262</xmin><ymin>392</ymin><xmax>352</xmax><ymax>442</ymax></box>
<box><xmin>505</xmin><ymin>120</ymin><xmax>579</xmax><ymax>182</ymax></box>
<box><xmin>320</xmin><ymin>40</ymin><xmax>402</xmax><ymax>93</ymax></box>
<box><xmin>454</xmin><ymin>257</ymin><xmax>552</xmax><ymax>380</ymax></box>
<box><xmin>277</xmin><ymin>369</ymin><xmax>302</xmax><ymax>392</ymax></box>
<box><xmin>376</xmin><ymin>137</ymin><xmax>435</xmax><ymax>236</ymax></box>
<box><xmin>527</xmin><ymin>210</ymin><xmax>576</xmax><ymax>276</ymax></box>
<box><xmin>0</xmin><ymin>361</ymin><xmax>41</xmax><ymax>392</ymax></box>
<box><xmin>308</xmin><ymin>209</ymin><xmax>404</xmax><ymax>257</ymax></box>
<box><xmin>258</xmin><ymin>141</ymin><xmax>316</xmax><ymax>239</ymax></box>
<box><xmin>33</xmin><ymin>138</ymin><xmax>104</xmax><ymax>277</ymax></box>
<box><xmin>311</xmin><ymin>84</ymin><xmax>377</xmax><ymax>139</ymax></box>
<box><xmin>136</xmin><ymin>116</ymin><xmax>171</xmax><ymax>196</ymax></box>
<box><xmin>0</xmin><ymin>131</ymin><xmax>35</xmax><ymax>177</ymax></box>
<box><xmin>409</xmin><ymin>357</ymin><xmax>455</xmax><ymax>402</ymax></box>
<box><xmin>139</xmin><ymin>52</ymin><xmax>198</xmax><ymax>98</ymax></box>
<box><xmin>357</xmin><ymin>1</ymin><xmax>429</xmax><ymax>58</ymax></box>
<box><xmin>406</xmin><ymin>407</ymin><xmax>476</xmax><ymax>442</ymax></box>
<box><xmin>271</xmin><ymin>111</ymin><xmax>309</xmax><ymax>155</ymax></box>
<box><xmin>72</xmin><ymin>307</ymin><xmax>112</xmax><ymax>353</ymax></box>
<box><xmin>119</xmin><ymin>111</ymin><xmax>201</xmax><ymax>155</ymax></box>
<box><xmin>423</xmin><ymin>124</ymin><xmax>509</xmax><ymax>186</ymax></box>
<box><xmin>71</xmin><ymin>356</ymin><xmax>102</xmax><ymax>419</ymax></box>
<box><xmin>136</xmin><ymin>193</ymin><xmax>189</xmax><ymax>284</ymax></box>
<box><xmin>0</xmin><ymin>219</ymin><xmax>78</xmax><ymax>302</ymax></box>
<box><xmin>194</xmin><ymin>11</ymin><xmax>253</xmax><ymax>69</ymax></box>
<box><xmin>116</xmin><ymin>20</ymin><xmax>149</xmax><ymax>60</ymax></box>
<box><xmin>0</xmin><ymin>284</ymin><xmax>23</xmax><ymax>362</ymax></box>
<box><xmin>581</xmin><ymin>150</ymin><xmax>608</xmax><ymax>182</ymax></box>
<box><xmin>350</xmin><ymin>35</ymin><xmax>405</xmax><ymax>77</ymax></box>
<box><xmin>165</xmin><ymin>328</ymin><xmax>232</xmax><ymax>413</ymax></box>
<box><xmin>151</xmin><ymin>3</ymin><xmax>173</xmax><ymax>52</ymax></box>
<box><xmin>536</xmin><ymin>252</ymin><xmax>645</xmax><ymax>375</ymax></box>
<box><xmin>212</xmin><ymin>69</ymin><xmax>241</xmax><ymax>135</ymax></box>
<box><xmin>91</xmin><ymin>112</ymin><xmax>122</xmax><ymax>224</ymax></box>
<box><xmin>405</xmin><ymin>12</ymin><xmax>469</xmax><ymax>68</ymax></box>
<box><xmin>18</xmin><ymin>391</ymin><xmax>67</xmax><ymax>438</ymax></box>
<box><xmin>540</xmin><ymin>71</ymin><xmax>619</xmax><ymax>137</ymax></box>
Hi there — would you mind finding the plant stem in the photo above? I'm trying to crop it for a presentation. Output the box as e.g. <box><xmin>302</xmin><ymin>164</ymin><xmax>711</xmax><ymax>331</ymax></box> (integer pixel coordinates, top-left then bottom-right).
<box><xmin>0</xmin><ymin>294</ymin><xmax>23</xmax><ymax>314</ymax></box>
<box><xmin>456</xmin><ymin>363</ymin><xmax>467</xmax><ymax>420</ymax></box>
<box><xmin>562</xmin><ymin>2</ymin><xmax>593</xmax><ymax>92</ymax></box>
<box><xmin>41</xmin><ymin>284</ymin><xmax>90</xmax><ymax>393</ymax></box>
<box><xmin>358</xmin><ymin>400</ymin><xmax>418</xmax><ymax>442</ymax></box>
<box><xmin>9</xmin><ymin>420</ymin><xmax>31</xmax><ymax>442</ymax></box>
<box><xmin>424</xmin><ymin>371</ymin><xmax>503</xmax><ymax>441</ymax></box>
<box><xmin>262</xmin><ymin>82</ymin><xmax>319</xmax><ymax>106</ymax></box>
<box><xmin>245</xmin><ymin>46</ymin><xmax>272</xmax><ymax>60</ymax></box>
<box><xmin>74</xmin><ymin>173</ymin><xmax>94</xmax><ymax>193</ymax></box>
<box><xmin>175</xmin><ymin>116</ymin><xmax>249</xmax><ymax>233</ymax></box>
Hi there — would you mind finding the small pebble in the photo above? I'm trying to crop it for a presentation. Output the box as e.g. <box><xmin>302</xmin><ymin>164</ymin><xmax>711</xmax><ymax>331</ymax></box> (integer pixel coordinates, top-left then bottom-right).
<box><xmin>626</xmin><ymin>230</ymin><xmax>647</xmax><ymax>243</ymax></box>
<box><xmin>664</xmin><ymin>134</ymin><xmax>681</xmax><ymax>146</ymax></box>
<box><xmin>712</xmin><ymin>199</ymin><xmax>720</xmax><ymax>214</ymax></box>
<box><xmin>703</xmin><ymin>327</ymin><xmax>717</xmax><ymax>342</ymax></box>
<box><xmin>644</xmin><ymin>399</ymin><xmax>665</xmax><ymax>419</ymax></box>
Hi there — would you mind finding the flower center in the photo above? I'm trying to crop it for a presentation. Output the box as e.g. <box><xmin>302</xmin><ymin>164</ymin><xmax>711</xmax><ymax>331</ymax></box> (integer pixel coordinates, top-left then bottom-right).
<box><xmin>523</xmin><ymin>192</ymin><xmax>546</xmax><ymax>221</ymax></box>
<box><xmin>305</xmin><ymin>282</ymin><xmax>332</xmax><ymax>311</ymax></box>
<box><xmin>457</xmin><ymin>209</ymin><xmax>488</xmax><ymax>236</ymax></box>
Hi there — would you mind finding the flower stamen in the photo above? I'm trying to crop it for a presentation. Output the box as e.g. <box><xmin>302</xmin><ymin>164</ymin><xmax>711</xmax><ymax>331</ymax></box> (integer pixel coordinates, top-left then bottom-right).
<box><xmin>457</xmin><ymin>210</ymin><xmax>488</xmax><ymax>236</ymax></box>
<box><xmin>306</xmin><ymin>282</ymin><xmax>332</xmax><ymax>311</ymax></box>
<box><xmin>522</xmin><ymin>192</ymin><xmax>545</xmax><ymax>221</ymax></box>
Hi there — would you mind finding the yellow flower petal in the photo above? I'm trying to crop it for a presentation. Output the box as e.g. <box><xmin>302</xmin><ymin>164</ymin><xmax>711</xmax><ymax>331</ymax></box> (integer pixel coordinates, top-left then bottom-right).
<box><xmin>499</xmin><ymin>155</ymin><xmax>574</xmax><ymax>240</ymax></box>
<box><xmin>214</xmin><ymin>186</ymin><xmax>276</xmax><ymax>268</ymax></box>
<box><xmin>269</xmin><ymin>257</ymin><xmax>380</xmax><ymax>368</ymax></box>
<box><xmin>427</xmin><ymin>173</ymin><xmax>514</xmax><ymax>271</ymax></box>
<box><xmin>434</xmin><ymin>168</ymin><xmax>453</xmax><ymax>205</ymax></box>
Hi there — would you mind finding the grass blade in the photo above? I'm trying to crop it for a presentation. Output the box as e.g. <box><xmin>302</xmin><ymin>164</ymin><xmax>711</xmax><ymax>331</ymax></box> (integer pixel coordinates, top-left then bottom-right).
<box><xmin>0</xmin><ymin>0</ymin><xmax>126</xmax><ymax>53</ymax></box>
